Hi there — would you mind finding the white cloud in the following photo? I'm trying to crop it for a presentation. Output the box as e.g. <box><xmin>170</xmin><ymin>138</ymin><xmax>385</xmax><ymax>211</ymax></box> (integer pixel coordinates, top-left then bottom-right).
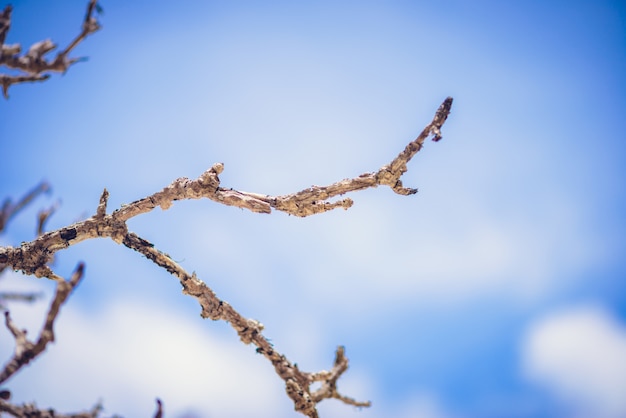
<box><xmin>522</xmin><ymin>305</ymin><xmax>626</xmax><ymax>418</ymax></box>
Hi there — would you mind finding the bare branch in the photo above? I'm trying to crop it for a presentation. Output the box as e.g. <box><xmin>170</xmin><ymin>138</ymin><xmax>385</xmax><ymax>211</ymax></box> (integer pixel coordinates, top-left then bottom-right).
<box><xmin>263</xmin><ymin>96</ymin><xmax>454</xmax><ymax>215</ymax></box>
<box><xmin>0</xmin><ymin>263</ymin><xmax>85</xmax><ymax>385</ymax></box>
<box><xmin>309</xmin><ymin>346</ymin><xmax>371</xmax><ymax>407</ymax></box>
<box><xmin>95</xmin><ymin>188</ymin><xmax>109</xmax><ymax>219</ymax></box>
<box><xmin>0</xmin><ymin>73</ymin><xmax>49</xmax><ymax>98</ymax></box>
<box><xmin>37</xmin><ymin>201</ymin><xmax>59</xmax><ymax>236</ymax></box>
<box><xmin>0</xmin><ymin>181</ymin><xmax>51</xmax><ymax>234</ymax></box>
<box><xmin>0</xmin><ymin>5</ymin><xmax>12</xmax><ymax>48</ymax></box>
<box><xmin>0</xmin><ymin>98</ymin><xmax>452</xmax><ymax>277</ymax></box>
<box><xmin>0</xmin><ymin>291</ymin><xmax>44</xmax><ymax>312</ymax></box>
<box><xmin>61</xmin><ymin>0</ymin><xmax>102</xmax><ymax>58</ymax></box>
<box><xmin>0</xmin><ymin>292</ymin><xmax>42</xmax><ymax>303</ymax></box>
<box><xmin>122</xmin><ymin>231</ymin><xmax>363</xmax><ymax>417</ymax></box>
<box><xmin>153</xmin><ymin>398</ymin><xmax>163</xmax><ymax>418</ymax></box>
<box><xmin>0</xmin><ymin>99</ymin><xmax>453</xmax><ymax>416</ymax></box>
<box><xmin>0</xmin><ymin>0</ymin><xmax>102</xmax><ymax>98</ymax></box>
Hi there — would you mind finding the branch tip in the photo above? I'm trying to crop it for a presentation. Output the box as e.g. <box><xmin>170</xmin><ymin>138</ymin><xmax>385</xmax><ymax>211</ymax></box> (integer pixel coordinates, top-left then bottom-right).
<box><xmin>211</xmin><ymin>162</ymin><xmax>224</xmax><ymax>175</ymax></box>
<box><xmin>96</xmin><ymin>188</ymin><xmax>109</xmax><ymax>218</ymax></box>
<box><xmin>154</xmin><ymin>398</ymin><xmax>163</xmax><ymax>418</ymax></box>
<box><xmin>70</xmin><ymin>262</ymin><xmax>85</xmax><ymax>285</ymax></box>
<box><xmin>431</xmin><ymin>96</ymin><xmax>453</xmax><ymax>142</ymax></box>
<box><xmin>37</xmin><ymin>201</ymin><xmax>59</xmax><ymax>236</ymax></box>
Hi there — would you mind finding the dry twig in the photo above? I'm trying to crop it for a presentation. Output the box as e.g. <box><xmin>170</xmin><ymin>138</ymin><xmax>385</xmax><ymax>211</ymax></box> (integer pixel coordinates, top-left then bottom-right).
<box><xmin>0</xmin><ymin>291</ymin><xmax>44</xmax><ymax>312</ymax></box>
<box><xmin>36</xmin><ymin>202</ymin><xmax>59</xmax><ymax>237</ymax></box>
<box><xmin>0</xmin><ymin>181</ymin><xmax>50</xmax><ymax>234</ymax></box>
<box><xmin>0</xmin><ymin>97</ymin><xmax>453</xmax><ymax>417</ymax></box>
<box><xmin>153</xmin><ymin>399</ymin><xmax>163</xmax><ymax>418</ymax></box>
<box><xmin>0</xmin><ymin>0</ymin><xmax>102</xmax><ymax>98</ymax></box>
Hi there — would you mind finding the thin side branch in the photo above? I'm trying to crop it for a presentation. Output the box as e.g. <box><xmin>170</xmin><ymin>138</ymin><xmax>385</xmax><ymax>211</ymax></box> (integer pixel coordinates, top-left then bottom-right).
<box><xmin>0</xmin><ymin>73</ymin><xmax>49</xmax><ymax>97</ymax></box>
<box><xmin>0</xmin><ymin>181</ymin><xmax>50</xmax><ymax>234</ymax></box>
<box><xmin>37</xmin><ymin>201</ymin><xmax>59</xmax><ymax>236</ymax></box>
<box><xmin>122</xmin><ymin>231</ymin><xmax>363</xmax><ymax>417</ymax></box>
<box><xmin>309</xmin><ymin>346</ymin><xmax>371</xmax><ymax>407</ymax></box>
<box><xmin>0</xmin><ymin>292</ymin><xmax>44</xmax><ymax>312</ymax></box>
<box><xmin>0</xmin><ymin>0</ymin><xmax>102</xmax><ymax>98</ymax></box>
<box><xmin>153</xmin><ymin>398</ymin><xmax>163</xmax><ymax>418</ymax></box>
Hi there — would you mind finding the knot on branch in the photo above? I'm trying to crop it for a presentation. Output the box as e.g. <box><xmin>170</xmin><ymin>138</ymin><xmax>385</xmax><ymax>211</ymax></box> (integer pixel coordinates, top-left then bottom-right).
<box><xmin>238</xmin><ymin>318</ymin><xmax>264</xmax><ymax>344</ymax></box>
<box><xmin>376</xmin><ymin>165</ymin><xmax>399</xmax><ymax>187</ymax></box>
<box><xmin>375</xmin><ymin>166</ymin><xmax>416</xmax><ymax>195</ymax></box>
<box><xmin>94</xmin><ymin>208</ymin><xmax>128</xmax><ymax>244</ymax></box>
<box><xmin>83</xmin><ymin>15</ymin><xmax>101</xmax><ymax>34</ymax></box>
<box><xmin>179</xmin><ymin>273</ymin><xmax>225</xmax><ymax>320</ymax></box>
<box><xmin>197</xmin><ymin>163</ymin><xmax>223</xmax><ymax>190</ymax></box>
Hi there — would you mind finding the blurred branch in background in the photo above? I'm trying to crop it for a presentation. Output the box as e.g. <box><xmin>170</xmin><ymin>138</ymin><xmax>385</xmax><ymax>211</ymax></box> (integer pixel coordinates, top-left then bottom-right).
<box><xmin>0</xmin><ymin>181</ymin><xmax>50</xmax><ymax>234</ymax></box>
<box><xmin>0</xmin><ymin>0</ymin><xmax>102</xmax><ymax>98</ymax></box>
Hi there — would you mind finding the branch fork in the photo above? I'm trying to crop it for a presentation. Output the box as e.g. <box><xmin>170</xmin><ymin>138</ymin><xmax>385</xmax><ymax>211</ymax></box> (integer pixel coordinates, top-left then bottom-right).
<box><xmin>0</xmin><ymin>97</ymin><xmax>453</xmax><ymax>417</ymax></box>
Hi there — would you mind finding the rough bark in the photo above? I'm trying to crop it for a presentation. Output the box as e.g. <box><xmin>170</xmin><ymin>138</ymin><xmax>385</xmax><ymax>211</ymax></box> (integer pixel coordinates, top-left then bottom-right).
<box><xmin>0</xmin><ymin>97</ymin><xmax>453</xmax><ymax>417</ymax></box>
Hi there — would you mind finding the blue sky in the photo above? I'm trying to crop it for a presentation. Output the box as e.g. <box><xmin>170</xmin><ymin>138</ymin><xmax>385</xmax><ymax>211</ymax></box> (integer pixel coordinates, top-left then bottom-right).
<box><xmin>1</xmin><ymin>1</ymin><xmax>625</xmax><ymax>417</ymax></box>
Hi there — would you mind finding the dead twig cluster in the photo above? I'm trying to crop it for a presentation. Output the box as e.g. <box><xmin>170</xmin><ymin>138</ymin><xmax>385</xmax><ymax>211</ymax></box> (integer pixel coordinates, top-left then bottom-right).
<box><xmin>0</xmin><ymin>97</ymin><xmax>452</xmax><ymax>417</ymax></box>
<box><xmin>0</xmin><ymin>0</ymin><xmax>102</xmax><ymax>98</ymax></box>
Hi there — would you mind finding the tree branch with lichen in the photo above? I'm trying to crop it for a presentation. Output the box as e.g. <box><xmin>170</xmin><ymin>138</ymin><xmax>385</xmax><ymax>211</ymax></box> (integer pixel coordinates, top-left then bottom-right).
<box><xmin>0</xmin><ymin>97</ymin><xmax>452</xmax><ymax>417</ymax></box>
